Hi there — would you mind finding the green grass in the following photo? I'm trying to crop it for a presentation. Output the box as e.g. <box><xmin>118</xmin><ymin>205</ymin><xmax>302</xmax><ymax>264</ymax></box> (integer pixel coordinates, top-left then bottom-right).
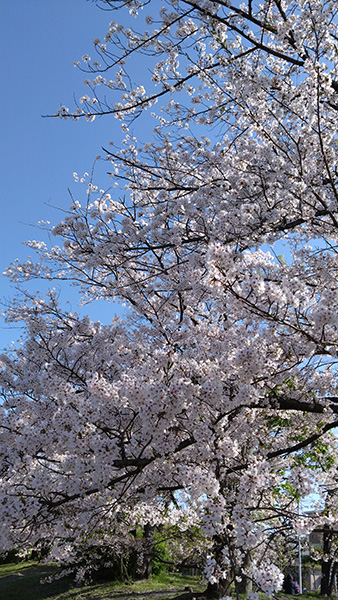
<box><xmin>0</xmin><ymin>562</ymin><xmax>204</xmax><ymax>600</ymax></box>
<box><xmin>280</xmin><ymin>595</ymin><xmax>323</xmax><ymax>600</ymax></box>
<box><xmin>1</xmin><ymin>563</ymin><xmax>330</xmax><ymax>600</ymax></box>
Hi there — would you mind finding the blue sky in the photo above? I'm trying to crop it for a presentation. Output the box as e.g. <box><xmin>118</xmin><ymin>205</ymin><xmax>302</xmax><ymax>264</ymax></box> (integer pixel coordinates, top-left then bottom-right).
<box><xmin>0</xmin><ymin>0</ymin><xmax>295</xmax><ymax>351</ymax></box>
<box><xmin>0</xmin><ymin>1</ymin><xmax>133</xmax><ymax>349</ymax></box>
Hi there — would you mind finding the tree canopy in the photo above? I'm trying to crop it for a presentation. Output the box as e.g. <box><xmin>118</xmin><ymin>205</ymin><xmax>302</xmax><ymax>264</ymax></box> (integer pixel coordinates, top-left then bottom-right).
<box><xmin>2</xmin><ymin>1</ymin><xmax>338</xmax><ymax>597</ymax></box>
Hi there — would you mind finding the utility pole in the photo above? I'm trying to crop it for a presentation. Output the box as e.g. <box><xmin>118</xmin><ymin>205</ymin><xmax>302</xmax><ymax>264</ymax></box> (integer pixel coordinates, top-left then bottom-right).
<box><xmin>298</xmin><ymin>499</ymin><xmax>303</xmax><ymax>594</ymax></box>
<box><xmin>298</xmin><ymin>535</ymin><xmax>303</xmax><ymax>594</ymax></box>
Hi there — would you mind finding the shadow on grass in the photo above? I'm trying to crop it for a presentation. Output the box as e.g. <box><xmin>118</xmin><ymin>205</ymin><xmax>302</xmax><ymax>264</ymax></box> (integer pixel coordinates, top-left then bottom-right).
<box><xmin>0</xmin><ymin>563</ymin><xmax>201</xmax><ymax>600</ymax></box>
<box><xmin>62</xmin><ymin>589</ymin><xmax>186</xmax><ymax>600</ymax></box>
<box><xmin>0</xmin><ymin>563</ymin><xmax>74</xmax><ymax>600</ymax></box>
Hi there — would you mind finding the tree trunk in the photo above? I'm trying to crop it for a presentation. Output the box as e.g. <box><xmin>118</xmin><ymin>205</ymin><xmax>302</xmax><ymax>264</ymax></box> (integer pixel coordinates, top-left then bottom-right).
<box><xmin>205</xmin><ymin>575</ymin><xmax>232</xmax><ymax>599</ymax></box>
<box><xmin>237</xmin><ymin>551</ymin><xmax>252</xmax><ymax>595</ymax></box>
<box><xmin>131</xmin><ymin>523</ymin><xmax>154</xmax><ymax>580</ymax></box>
<box><xmin>328</xmin><ymin>561</ymin><xmax>338</xmax><ymax>597</ymax></box>
<box><xmin>321</xmin><ymin>525</ymin><xmax>332</xmax><ymax>596</ymax></box>
<box><xmin>141</xmin><ymin>522</ymin><xmax>154</xmax><ymax>580</ymax></box>
<box><xmin>119</xmin><ymin>554</ymin><xmax>126</xmax><ymax>582</ymax></box>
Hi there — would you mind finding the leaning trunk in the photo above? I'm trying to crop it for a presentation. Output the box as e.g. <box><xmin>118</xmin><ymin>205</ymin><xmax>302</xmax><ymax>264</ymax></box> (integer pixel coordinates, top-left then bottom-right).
<box><xmin>328</xmin><ymin>561</ymin><xmax>338</xmax><ymax>597</ymax></box>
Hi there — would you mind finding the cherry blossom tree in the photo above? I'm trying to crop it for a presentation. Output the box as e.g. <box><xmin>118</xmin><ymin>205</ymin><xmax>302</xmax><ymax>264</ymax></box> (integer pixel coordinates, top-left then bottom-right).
<box><xmin>3</xmin><ymin>1</ymin><xmax>338</xmax><ymax>598</ymax></box>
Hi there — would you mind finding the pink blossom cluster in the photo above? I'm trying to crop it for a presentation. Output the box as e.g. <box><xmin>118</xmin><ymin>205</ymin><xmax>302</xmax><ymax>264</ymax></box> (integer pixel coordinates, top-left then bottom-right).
<box><xmin>252</xmin><ymin>561</ymin><xmax>284</xmax><ymax>597</ymax></box>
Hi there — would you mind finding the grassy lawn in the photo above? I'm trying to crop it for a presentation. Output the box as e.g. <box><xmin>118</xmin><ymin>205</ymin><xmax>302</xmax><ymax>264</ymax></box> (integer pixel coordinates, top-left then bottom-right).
<box><xmin>0</xmin><ymin>562</ymin><xmax>205</xmax><ymax>600</ymax></box>
<box><xmin>0</xmin><ymin>563</ymin><xmax>329</xmax><ymax>600</ymax></box>
<box><xmin>281</xmin><ymin>595</ymin><xmax>323</xmax><ymax>600</ymax></box>
<box><xmin>282</xmin><ymin>596</ymin><xmax>323</xmax><ymax>600</ymax></box>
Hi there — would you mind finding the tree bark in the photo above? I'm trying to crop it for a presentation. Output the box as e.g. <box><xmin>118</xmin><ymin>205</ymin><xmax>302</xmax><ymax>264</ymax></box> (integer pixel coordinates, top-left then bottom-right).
<box><xmin>131</xmin><ymin>523</ymin><xmax>155</xmax><ymax>580</ymax></box>
<box><xmin>237</xmin><ymin>551</ymin><xmax>252</xmax><ymax>595</ymax></box>
<box><xmin>321</xmin><ymin>525</ymin><xmax>332</xmax><ymax>596</ymax></box>
<box><xmin>328</xmin><ymin>561</ymin><xmax>337</xmax><ymax>596</ymax></box>
<box><xmin>205</xmin><ymin>575</ymin><xmax>232</xmax><ymax>598</ymax></box>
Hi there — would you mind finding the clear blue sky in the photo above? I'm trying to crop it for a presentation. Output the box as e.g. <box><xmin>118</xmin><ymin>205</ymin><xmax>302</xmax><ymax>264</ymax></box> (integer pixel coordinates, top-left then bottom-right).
<box><xmin>0</xmin><ymin>0</ymin><xmax>133</xmax><ymax>349</ymax></box>
<box><xmin>0</xmin><ymin>1</ymin><xmax>296</xmax><ymax>352</ymax></box>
